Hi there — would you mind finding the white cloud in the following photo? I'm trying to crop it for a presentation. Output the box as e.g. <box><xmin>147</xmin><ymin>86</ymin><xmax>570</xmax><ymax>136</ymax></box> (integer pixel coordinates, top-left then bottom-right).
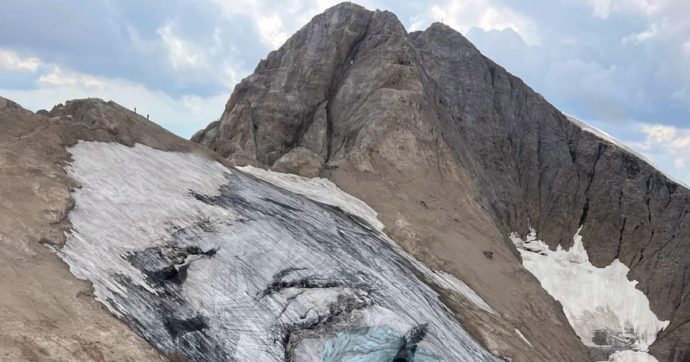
<box><xmin>587</xmin><ymin>0</ymin><xmax>612</xmax><ymax>18</ymax></box>
<box><xmin>640</xmin><ymin>124</ymin><xmax>690</xmax><ymax>152</ymax></box>
<box><xmin>256</xmin><ymin>14</ymin><xmax>290</xmax><ymax>50</ymax></box>
<box><xmin>587</xmin><ymin>0</ymin><xmax>689</xmax><ymax>49</ymax></box>
<box><xmin>152</xmin><ymin>21</ymin><xmax>241</xmax><ymax>89</ymax></box>
<box><xmin>212</xmin><ymin>0</ymin><xmax>292</xmax><ymax>49</ymax></box>
<box><xmin>585</xmin><ymin>0</ymin><xmax>660</xmax><ymax>19</ymax></box>
<box><xmin>38</xmin><ymin>67</ymin><xmax>106</xmax><ymax>89</ymax></box>
<box><xmin>674</xmin><ymin>157</ymin><xmax>686</xmax><ymax>169</ymax></box>
<box><xmin>641</xmin><ymin>124</ymin><xmax>678</xmax><ymax>143</ymax></box>
<box><xmin>211</xmin><ymin>0</ymin><xmax>371</xmax><ymax>50</ymax></box>
<box><xmin>0</xmin><ymin>49</ymin><xmax>40</xmax><ymax>72</ymax></box>
<box><xmin>639</xmin><ymin>123</ymin><xmax>690</xmax><ymax>179</ymax></box>
<box><xmin>158</xmin><ymin>23</ymin><xmax>202</xmax><ymax>70</ymax></box>
<box><xmin>410</xmin><ymin>0</ymin><xmax>539</xmax><ymax>45</ymax></box>
<box><xmin>622</xmin><ymin>23</ymin><xmax>659</xmax><ymax>44</ymax></box>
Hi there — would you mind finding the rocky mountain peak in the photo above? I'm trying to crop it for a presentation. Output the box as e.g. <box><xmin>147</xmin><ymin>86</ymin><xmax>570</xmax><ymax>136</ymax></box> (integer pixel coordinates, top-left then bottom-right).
<box><xmin>193</xmin><ymin>3</ymin><xmax>690</xmax><ymax>361</ymax></box>
<box><xmin>193</xmin><ymin>3</ymin><xmax>418</xmax><ymax>166</ymax></box>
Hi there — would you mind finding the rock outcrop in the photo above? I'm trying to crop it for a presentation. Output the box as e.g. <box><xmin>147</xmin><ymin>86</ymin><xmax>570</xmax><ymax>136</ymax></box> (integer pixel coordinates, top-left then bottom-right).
<box><xmin>194</xmin><ymin>3</ymin><xmax>689</xmax><ymax>361</ymax></box>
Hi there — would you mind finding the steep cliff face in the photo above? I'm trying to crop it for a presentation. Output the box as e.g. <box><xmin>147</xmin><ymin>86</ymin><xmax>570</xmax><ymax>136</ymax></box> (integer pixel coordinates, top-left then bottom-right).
<box><xmin>193</xmin><ymin>3</ymin><xmax>689</xmax><ymax>361</ymax></box>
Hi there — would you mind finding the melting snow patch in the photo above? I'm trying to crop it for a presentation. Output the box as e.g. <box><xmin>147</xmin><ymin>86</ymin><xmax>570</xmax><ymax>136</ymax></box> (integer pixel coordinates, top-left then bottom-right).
<box><xmin>510</xmin><ymin>227</ymin><xmax>668</xmax><ymax>356</ymax></box>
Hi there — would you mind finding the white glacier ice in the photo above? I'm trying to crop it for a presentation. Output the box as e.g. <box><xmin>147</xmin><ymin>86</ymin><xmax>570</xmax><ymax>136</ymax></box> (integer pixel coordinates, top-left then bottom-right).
<box><xmin>60</xmin><ymin>142</ymin><xmax>234</xmax><ymax>308</ymax></box>
<box><xmin>59</xmin><ymin>141</ymin><xmax>498</xmax><ymax>361</ymax></box>
<box><xmin>510</xmin><ymin>227</ymin><xmax>669</xmax><ymax>360</ymax></box>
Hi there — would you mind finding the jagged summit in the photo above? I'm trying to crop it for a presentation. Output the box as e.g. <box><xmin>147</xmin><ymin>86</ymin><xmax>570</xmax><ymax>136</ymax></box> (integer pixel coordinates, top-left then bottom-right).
<box><xmin>193</xmin><ymin>2</ymin><xmax>413</xmax><ymax>165</ymax></box>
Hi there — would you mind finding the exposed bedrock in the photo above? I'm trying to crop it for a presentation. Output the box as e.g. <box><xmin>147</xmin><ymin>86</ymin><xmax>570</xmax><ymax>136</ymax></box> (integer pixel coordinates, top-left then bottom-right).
<box><xmin>193</xmin><ymin>3</ymin><xmax>689</xmax><ymax>361</ymax></box>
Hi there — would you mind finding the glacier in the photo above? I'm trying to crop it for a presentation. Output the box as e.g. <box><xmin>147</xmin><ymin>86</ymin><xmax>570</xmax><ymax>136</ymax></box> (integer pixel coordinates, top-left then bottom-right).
<box><xmin>58</xmin><ymin>141</ymin><xmax>498</xmax><ymax>361</ymax></box>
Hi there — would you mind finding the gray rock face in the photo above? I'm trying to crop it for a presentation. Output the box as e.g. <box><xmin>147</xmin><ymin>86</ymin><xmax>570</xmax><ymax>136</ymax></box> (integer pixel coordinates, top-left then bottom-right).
<box><xmin>193</xmin><ymin>3</ymin><xmax>420</xmax><ymax>166</ymax></box>
<box><xmin>194</xmin><ymin>3</ymin><xmax>689</xmax><ymax>361</ymax></box>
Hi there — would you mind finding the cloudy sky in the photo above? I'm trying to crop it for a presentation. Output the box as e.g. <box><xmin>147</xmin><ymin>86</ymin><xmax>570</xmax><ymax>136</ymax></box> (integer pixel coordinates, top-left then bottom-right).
<box><xmin>1</xmin><ymin>0</ymin><xmax>689</xmax><ymax>184</ymax></box>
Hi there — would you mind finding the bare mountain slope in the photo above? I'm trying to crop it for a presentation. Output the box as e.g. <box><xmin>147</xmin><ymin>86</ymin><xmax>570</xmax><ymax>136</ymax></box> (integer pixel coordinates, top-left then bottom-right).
<box><xmin>0</xmin><ymin>97</ymin><xmax>173</xmax><ymax>360</ymax></box>
<box><xmin>193</xmin><ymin>3</ymin><xmax>689</xmax><ymax>361</ymax></box>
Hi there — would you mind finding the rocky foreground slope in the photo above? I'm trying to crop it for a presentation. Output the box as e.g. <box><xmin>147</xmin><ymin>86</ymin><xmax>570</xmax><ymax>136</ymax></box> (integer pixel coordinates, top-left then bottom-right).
<box><xmin>193</xmin><ymin>3</ymin><xmax>689</xmax><ymax>361</ymax></box>
<box><xmin>0</xmin><ymin>97</ymin><xmax>168</xmax><ymax>360</ymax></box>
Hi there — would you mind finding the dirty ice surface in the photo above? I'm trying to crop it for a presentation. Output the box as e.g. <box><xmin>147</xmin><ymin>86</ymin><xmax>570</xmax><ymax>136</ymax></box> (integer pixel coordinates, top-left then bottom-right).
<box><xmin>606</xmin><ymin>350</ymin><xmax>660</xmax><ymax>362</ymax></box>
<box><xmin>60</xmin><ymin>141</ymin><xmax>498</xmax><ymax>361</ymax></box>
<box><xmin>238</xmin><ymin>165</ymin><xmax>384</xmax><ymax>231</ymax></box>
